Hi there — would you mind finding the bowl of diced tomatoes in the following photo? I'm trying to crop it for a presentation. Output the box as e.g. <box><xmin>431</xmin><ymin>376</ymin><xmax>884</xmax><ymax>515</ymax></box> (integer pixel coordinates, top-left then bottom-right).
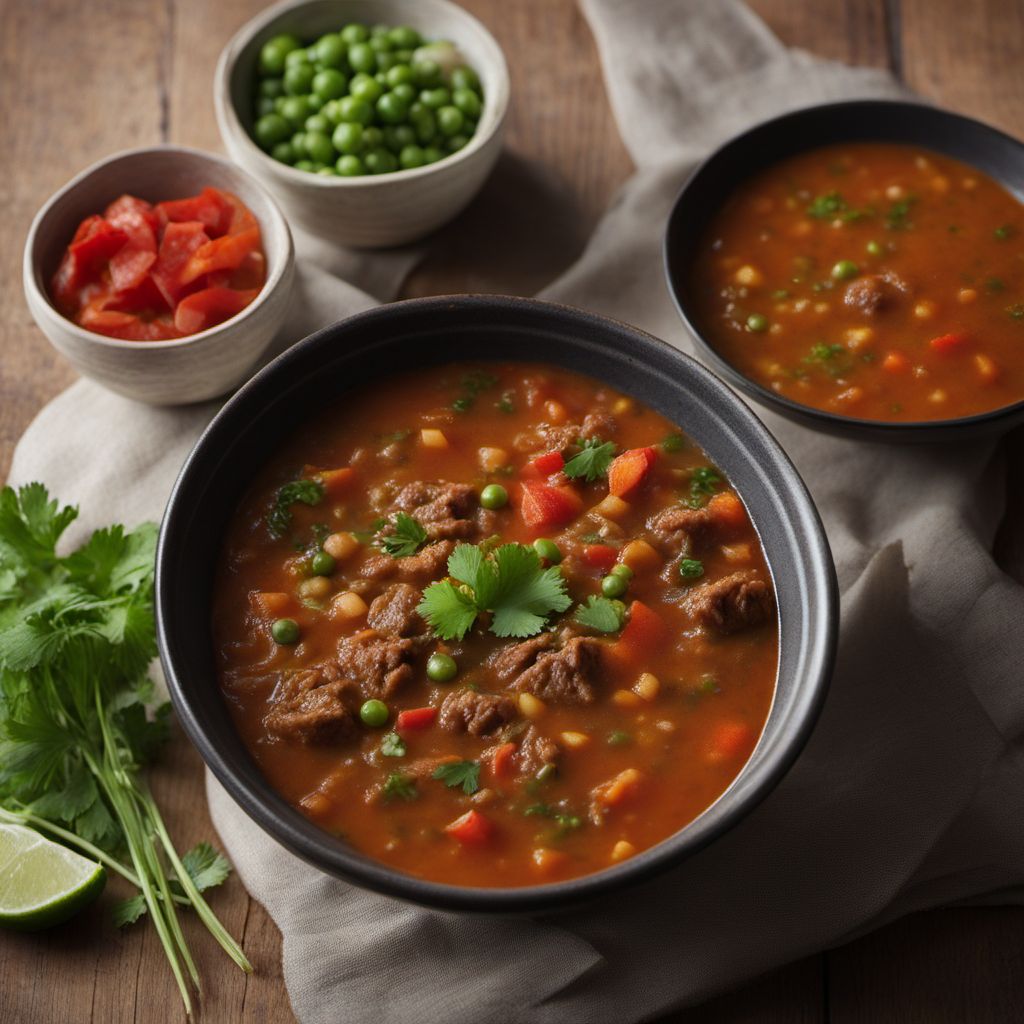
<box><xmin>24</xmin><ymin>145</ymin><xmax>295</xmax><ymax>405</ymax></box>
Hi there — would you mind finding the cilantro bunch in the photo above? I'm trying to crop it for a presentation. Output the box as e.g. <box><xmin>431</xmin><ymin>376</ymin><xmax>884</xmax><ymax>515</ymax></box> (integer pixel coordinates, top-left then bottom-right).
<box><xmin>0</xmin><ymin>484</ymin><xmax>249</xmax><ymax>1013</ymax></box>
<box><xmin>418</xmin><ymin>542</ymin><xmax>572</xmax><ymax>640</ymax></box>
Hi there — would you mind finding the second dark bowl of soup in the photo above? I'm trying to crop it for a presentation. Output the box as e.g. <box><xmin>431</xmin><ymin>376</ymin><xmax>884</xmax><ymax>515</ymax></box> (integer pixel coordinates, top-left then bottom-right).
<box><xmin>665</xmin><ymin>100</ymin><xmax>1024</xmax><ymax>441</ymax></box>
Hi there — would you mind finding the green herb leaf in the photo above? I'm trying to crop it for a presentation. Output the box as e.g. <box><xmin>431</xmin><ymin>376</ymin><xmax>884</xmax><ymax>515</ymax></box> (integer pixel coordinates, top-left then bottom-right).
<box><xmin>661</xmin><ymin>433</ymin><xmax>686</xmax><ymax>453</ymax></box>
<box><xmin>679</xmin><ymin>558</ymin><xmax>705</xmax><ymax>580</ymax></box>
<box><xmin>180</xmin><ymin>842</ymin><xmax>231</xmax><ymax>893</ymax></box>
<box><xmin>380</xmin><ymin>732</ymin><xmax>406</xmax><ymax>758</ymax></box>
<box><xmin>113</xmin><ymin>894</ymin><xmax>148</xmax><ymax>928</ymax></box>
<box><xmin>686</xmin><ymin>466</ymin><xmax>722</xmax><ymax>509</ymax></box>
<box><xmin>382</xmin><ymin>772</ymin><xmax>418</xmax><ymax>802</ymax></box>
<box><xmin>574</xmin><ymin>595</ymin><xmax>626</xmax><ymax>633</ymax></box>
<box><xmin>884</xmin><ymin>196</ymin><xmax>914</xmax><ymax>230</ymax></box>
<box><xmin>417</xmin><ymin>580</ymin><xmax>480</xmax><ymax>641</ymax></box>
<box><xmin>563</xmin><ymin>438</ymin><xmax>617</xmax><ymax>483</ymax></box>
<box><xmin>379</xmin><ymin>512</ymin><xmax>428</xmax><ymax>558</ymax></box>
<box><xmin>432</xmin><ymin>759</ymin><xmax>481</xmax><ymax>795</ymax></box>
<box><xmin>267</xmin><ymin>479</ymin><xmax>325</xmax><ymax>539</ymax></box>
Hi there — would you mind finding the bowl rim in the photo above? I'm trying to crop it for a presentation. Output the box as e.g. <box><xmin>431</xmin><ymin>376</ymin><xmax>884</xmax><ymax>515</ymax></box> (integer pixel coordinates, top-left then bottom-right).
<box><xmin>156</xmin><ymin>293</ymin><xmax>838</xmax><ymax>913</ymax></box>
<box><xmin>23</xmin><ymin>144</ymin><xmax>295</xmax><ymax>353</ymax></box>
<box><xmin>663</xmin><ymin>98</ymin><xmax>1024</xmax><ymax>439</ymax></box>
<box><xmin>213</xmin><ymin>0</ymin><xmax>511</xmax><ymax>190</ymax></box>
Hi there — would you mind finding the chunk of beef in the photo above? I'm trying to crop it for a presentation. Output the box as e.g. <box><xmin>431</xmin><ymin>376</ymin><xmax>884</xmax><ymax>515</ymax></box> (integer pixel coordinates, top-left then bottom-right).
<box><xmin>386</xmin><ymin>481</ymin><xmax>478</xmax><ymax>541</ymax></box>
<box><xmin>515</xmin><ymin>725</ymin><xmax>560</xmax><ymax>777</ymax></box>
<box><xmin>366</xmin><ymin>583</ymin><xmax>429</xmax><ymax>641</ymax></box>
<box><xmin>492</xmin><ymin>634</ymin><xmax>602</xmax><ymax>705</ymax></box>
<box><xmin>337</xmin><ymin>629</ymin><xmax>418</xmax><ymax>699</ymax></box>
<box><xmin>439</xmin><ymin>688</ymin><xmax>518</xmax><ymax>737</ymax></box>
<box><xmin>361</xmin><ymin>539</ymin><xmax>455</xmax><ymax>583</ymax></box>
<box><xmin>512</xmin><ymin>411</ymin><xmax>617</xmax><ymax>457</ymax></box>
<box><xmin>264</xmin><ymin>663</ymin><xmax>357</xmax><ymax>745</ymax></box>
<box><xmin>843</xmin><ymin>271</ymin><xmax>910</xmax><ymax>316</ymax></box>
<box><xmin>649</xmin><ymin>504</ymin><xmax>715</xmax><ymax>557</ymax></box>
<box><xmin>688</xmin><ymin>570</ymin><xmax>775</xmax><ymax>634</ymax></box>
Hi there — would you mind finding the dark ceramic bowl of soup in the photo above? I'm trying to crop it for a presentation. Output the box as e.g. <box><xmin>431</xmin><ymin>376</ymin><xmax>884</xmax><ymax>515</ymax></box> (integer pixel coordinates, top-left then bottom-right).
<box><xmin>156</xmin><ymin>295</ymin><xmax>836</xmax><ymax>912</ymax></box>
<box><xmin>664</xmin><ymin>100</ymin><xmax>1024</xmax><ymax>441</ymax></box>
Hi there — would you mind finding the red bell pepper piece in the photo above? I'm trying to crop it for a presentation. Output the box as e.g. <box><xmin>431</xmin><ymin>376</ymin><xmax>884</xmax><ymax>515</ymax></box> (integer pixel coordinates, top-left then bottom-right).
<box><xmin>395</xmin><ymin>706</ymin><xmax>437</xmax><ymax>732</ymax></box>
<box><xmin>445</xmin><ymin>809</ymin><xmax>494</xmax><ymax>845</ymax></box>
<box><xmin>150</xmin><ymin>221</ymin><xmax>211</xmax><ymax>307</ymax></box>
<box><xmin>105</xmin><ymin>196</ymin><xmax>159</xmax><ymax>292</ymax></box>
<box><xmin>583</xmin><ymin>544</ymin><xmax>617</xmax><ymax>574</ymax></box>
<box><xmin>490</xmin><ymin>742</ymin><xmax>517</xmax><ymax>781</ymax></box>
<box><xmin>523</xmin><ymin>451</ymin><xmax>565</xmax><ymax>478</ymax></box>
<box><xmin>173</xmin><ymin>286</ymin><xmax>259</xmax><ymax>334</ymax></box>
<box><xmin>519</xmin><ymin>481</ymin><xmax>583</xmax><ymax>530</ymax></box>
<box><xmin>929</xmin><ymin>332</ymin><xmax>970</xmax><ymax>353</ymax></box>
<box><xmin>156</xmin><ymin>187</ymin><xmax>234</xmax><ymax>237</ymax></box>
<box><xmin>51</xmin><ymin>217</ymin><xmax>129</xmax><ymax>311</ymax></box>
<box><xmin>180</xmin><ymin>226</ymin><xmax>260</xmax><ymax>285</ymax></box>
<box><xmin>607</xmin><ymin>446</ymin><xmax>658</xmax><ymax>498</ymax></box>
<box><xmin>614</xmin><ymin>600</ymin><xmax>669</xmax><ymax>662</ymax></box>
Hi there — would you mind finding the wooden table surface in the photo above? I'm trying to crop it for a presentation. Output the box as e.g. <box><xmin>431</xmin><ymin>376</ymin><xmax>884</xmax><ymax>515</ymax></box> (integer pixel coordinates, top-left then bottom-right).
<box><xmin>3</xmin><ymin>1</ymin><xmax>1024</xmax><ymax>1021</ymax></box>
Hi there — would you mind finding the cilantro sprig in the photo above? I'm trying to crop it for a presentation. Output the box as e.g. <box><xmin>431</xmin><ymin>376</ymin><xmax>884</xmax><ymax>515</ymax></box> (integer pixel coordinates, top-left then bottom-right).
<box><xmin>432</xmin><ymin>760</ymin><xmax>481</xmax><ymax>794</ymax></box>
<box><xmin>563</xmin><ymin>438</ymin><xmax>617</xmax><ymax>482</ymax></box>
<box><xmin>418</xmin><ymin>542</ymin><xmax>572</xmax><ymax>641</ymax></box>
<box><xmin>0</xmin><ymin>484</ymin><xmax>248</xmax><ymax>1012</ymax></box>
<box><xmin>379</xmin><ymin>512</ymin><xmax>428</xmax><ymax>558</ymax></box>
<box><xmin>267</xmin><ymin>478</ymin><xmax>325</xmax><ymax>538</ymax></box>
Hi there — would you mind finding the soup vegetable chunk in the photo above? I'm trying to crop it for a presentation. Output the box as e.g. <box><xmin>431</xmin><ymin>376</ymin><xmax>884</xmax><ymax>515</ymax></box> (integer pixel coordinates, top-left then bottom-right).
<box><xmin>214</xmin><ymin>364</ymin><xmax>777</xmax><ymax>887</ymax></box>
<box><xmin>693</xmin><ymin>143</ymin><xmax>1024</xmax><ymax>421</ymax></box>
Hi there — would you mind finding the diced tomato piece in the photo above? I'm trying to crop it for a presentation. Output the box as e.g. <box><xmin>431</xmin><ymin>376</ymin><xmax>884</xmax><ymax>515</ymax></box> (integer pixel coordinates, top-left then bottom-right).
<box><xmin>395</xmin><ymin>707</ymin><xmax>437</xmax><ymax>732</ymax></box>
<box><xmin>173</xmin><ymin>286</ymin><xmax>258</xmax><ymax>334</ymax></box>
<box><xmin>706</xmin><ymin>491</ymin><xmax>748</xmax><ymax>532</ymax></box>
<box><xmin>523</xmin><ymin>451</ymin><xmax>565</xmax><ymax>478</ymax></box>
<box><xmin>929</xmin><ymin>332</ymin><xmax>970</xmax><ymax>354</ymax></box>
<box><xmin>150</xmin><ymin>221</ymin><xmax>211</xmax><ymax>307</ymax></box>
<box><xmin>490</xmin><ymin>742</ymin><xmax>517</xmax><ymax>781</ymax></box>
<box><xmin>180</xmin><ymin>226</ymin><xmax>260</xmax><ymax>285</ymax></box>
<box><xmin>706</xmin><ymin>721</ymin><xmax>757</xmax><ymax>764</ymax></box>
<box><xmin>614</xmin><ymin>600</ymin><xmax>669</xmax><ymax>662</ymax></box>
<box><xmin>519</xmin><ymin>480</ymin><xmax>583</xmax><ymax>530</ymax></box>
<box><xmin>445</xmin><ymin>809</ymin><xmax>494</xmax><ymax>845</ymax></box>
<box><xmin>607</xmin><ymin>446</ymin><xmax>657</xmax><ymax>498</ymax></box>
<box><xmin>583</xmin><ymin>544</ymin><xmax>618</xmax><ymax>573</ymax></box>
<box><xmin>156</xmin><ymin>187</ymin><xmax>234</xmax><ymax>237</ymax></box>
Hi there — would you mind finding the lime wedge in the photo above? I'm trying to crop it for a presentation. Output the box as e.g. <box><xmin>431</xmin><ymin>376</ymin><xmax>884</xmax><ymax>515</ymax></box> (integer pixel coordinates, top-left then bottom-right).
<box><xmin>0</xmin><ymin>822</ymin><xmax>106</xmax><ymax>930</ymax></box>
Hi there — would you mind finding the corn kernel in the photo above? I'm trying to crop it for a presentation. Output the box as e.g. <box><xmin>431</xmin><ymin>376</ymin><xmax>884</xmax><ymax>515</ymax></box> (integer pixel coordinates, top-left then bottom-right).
<box><xmin>613</xmin><ymin>689</ymin><xmax>642</xmax><ymax>709</ymax></box>
<box><xmin>958</xmin><ymin>288</ymin><xmax>978</xmax><ymax>305</ymax></box>
<box><xmin>845</xmin><ymin>326</ymin><xmax>874</xmax><ymax>349</ymax></box>
<box><xmin>813</xmin><ymin>302</ymin><xmax>830</xmax><ymax>314</ymax></box>
<box><xmin>975</xmin><ymin>353</ymin><xmax>999</xmax><ymax>383</ymax></box>
<box><xmin>518</xmin><ymin>692</ymin><xmax>546</xmax><ymax>719</ymax></box>
<box><xmin>931</xmin><ymin>175</ymin><xmax>950</xmax><ymax>194</ymax></box>
<box><xmin>634</xmin><ymin>673</ymin><xmax>660</xmax><ymax>701</ymax></box>
<box><xmin>963</xmin><ymin>177</ymin><xmax>978</xmax><ymax>191</ymax></box>
<box><xmin>299</xmin><ymin>792</ymin><xmax>331</xmax><ymax>818</ymax></box>
<box><xmin>323</xmin><ymin>531</ymin><xmax>359</xmax><ymax>561</ymax></box>
<box><xmin>734</xmin><ymin>264</ymin><xmax>763</xmax><ymax>286</ymax></box>
<box><xmin>560</xmin><ymin>731</ymin><xmax>591</xmax><ymax>749</ymax></box>
<box><xmin>594</xmin><ymin>495</ymin><xmax>630</xmax><ymax>519</ymax></box>
<box><xmin>612</xmin><ymin>396</ymin><xmax>634</xmax><ymax>415</ymax></box>
<box><xmin>478</xmin><ymin>446</ymin><xmax>508</xmax><ymax>472</ymax></box>
<box><xmin>331</xmin><ymin>591</ymin><xmax>368</xmax><ymax>620</ymax></box>
<box><xmin>929</xmin><ymin>389</ymin><xmax>948</xmax><ymax>404</ymax></box>
<box><xmin>886</xmin><ymin>184</ymin><xmax>905</xmax><ymax>200</ymax></box>
<box><xmin>721</xmin><ymin>542</ymin><xmax>752</xmax><ymax>562</ymax></box>
<box><xmin>610</xmin><ymin>840</ymin><xmax>636</xmax><ymax>862</ymax></box>
<box><xmin>793</xmin><ymin>298</ymin><xmax>809</xmax><ymax>312</ymax></box>
<box><xmin>835</xmin><ymin>386</ymin><xmax>864</xmax><ymax>405</ymax></box>
<box><xmin>420</xmin><ymin>428</ymin><xmax>449</xmax><ymax>449</ymax></box>
<box><xmin>532</xmin><ymin>847</ymin><xmax>568</xmax><ymax>873</ymax></box>
<box><xmin>914</xmin><ymin>300</ymin><xmax>936</xmax><ymax>319</ymax></box>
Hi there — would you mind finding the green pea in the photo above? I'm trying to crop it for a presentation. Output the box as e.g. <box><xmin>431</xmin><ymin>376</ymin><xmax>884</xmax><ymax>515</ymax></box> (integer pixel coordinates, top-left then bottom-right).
<box><xmin>340</xmin><ymin>23</ymin><xmax>369</xmax><ymax>45</ymax></box>
<box><xmin>256</xmin><ymin>96</ymin><xmax>277</xmax><ymax>117</ymax></box>
<box><xmin>533</xmin><ymin>538</ymin><xmax>562</xmax><ymax>564</ymax></box>
<box><xmin>412</xmin><ymin>59</ymin><xmax>442</xmax><ymax>87</ymax></box>
<box><xmin>831</xmin><ymin>259</ymin><xmax>860</xmax><ymax>280</ymax></box>
<box><xmin>607</xmin><ymin>729</ymin><xmax>632</xmax><ymax>747</ymax></box>
<box><xmin>337</xmin><ymin>96</ymin><xmax>373</xmax><ymax>125</ymax></box>
<box><xmin>383</xmin><ymin>125</ymin><xmax>416</xmax><ymax>153</ymax></box>
<box><xmin>279</xmin><ymin>95</ymin><xmax>310</xmax><ymax>127</ymax></box>
<box><xmin>444</xmin><ymin>134</ymin><xmax>470</xmax><ymax>153</ymax></box>
<box><xmin>866</xmin><ymin>240</ymin><xmax>883</xmax><ymax>256</ymax></box>
<box><xmin>746</xmin><ymin>313</ymin><xmax>769</xmax><ymax>332</ymax></box>
<box><xmin>369</xmin><ymin>33</ymin><xmax>394</xmax><ymax>53</ymax></box>
<box><xmin>375</xmin><ymin>51</ymin><xmax>399</xmax><ymax>72</ymax></box>
<box><xmin>311</xmin><ymin>551</ymin><xmax>336</xmax><ymax>576</ymax></box>
<box><xmin>294</xmin><ymin>159</ymin><xmax>316</xmax><ymax>172</ymax></box>
<box><xmin>419</xmin><ymin>87</ymin><xmax>450</xmax><ymax>109</ymax></box>
<box><xmin>254</xmin><ymin>112</ymin><xmax>291</xmax><ymax>149</ymax></box>
<box><xmin>290</xmin><ymin>131</ymin><xmax>307</xmax><ymax>158</ymax></box>
<box><xmin>349</xmin><ymin>72</ymin><xmax>383</xmax><ymax>103</ymax></box>
<box><xmin>601</xmin><ymin>574</ymin><xmax>628</xmax><ymax>598</ymax></box>
<box><xmin>360</xmin><ymin>699</ymin><xmax>389</xmax><ymax>727</ymax></box>
<box><xmin>332</xmin><ymin>121</ymin><xmax>364</xmax><ymax>155</ymax></box>
<box><xmin>610</xmin><ymin>563</ymin><xmax>634</xmax><ymax>581</ymax></box>
<box><xmin>260</xmin><ymin>77</ymin><xmax>285</xmax><ymax>99</ymax></box>
<box><xmin>304</xmin><ymin>130</ymin><xmax>335</xmax><ymax>165</ymax></box>
<box><xmin>423</xmin><ymin>145</ymin><xmax>444</xmax><ymax>164</ymax></box>
<box><xmin>399</xmin><ymin>144</ymin><xmax>426</xmax><ymax>169</ymax></box>
<box><xmin>312</xmin><ymin>68</ymin><xmax>347</xmax><ymax>100</ymax></box>
<box><xmin>450</xmin><ymin>66</ymin><xmax>480</xmax><ymax>92</ymax></box>
<box><xmin>437</xmin><ymin>105</ymin><xmax>465</xmax><ymax>137</ymax></box>
<box><xmin>388</xmin><ymin>25</ymin><xmax>421</xmax><ymax>49</ymax></box>
<box><xmin>392</xmin><ymin>82</ymin><xmax>416</xmax><ymax>105</ymax></box>
<box><xmin>376</xmin><ymin>91</ymin><xmax>410</xmax><ymax>124</ymax></box>
<box><xmin>320</xmin><ymin>98</ymin><xmax>343</xmax><ymax>125</ymax></box>
<box><xmin>452</xmin><ymin>87</ymin><xmax>482</xmax><ymax>119</ymax></box>
<box><xmin>305</xmin><ymin>45</ymin><xmax>318</xmax><ymax>61</ymax></box>
<box><xmin>386</xmin><ymin>63</ymin><xmax>415</xmax><ymax>87</ymax></box>
<box><xmin>284</xmin><ymin>47</ymin><xmax>311</xmax><ymax>69</ymax></box>
<box><xmin>315</xmin><ymin>33</ymin><xmax>347</xmax><ymax>69</ymax></box>
<box><xmin>362</xmin><ymin>126</ymin><xmax>384</xmax><ymax>149</ymax></box>
<box><xmin>317</xmin><ymin>167</ymin><xmax>337</xmax><ymax>176</ymax></box>
<box><xmin>479</xmin><ymin>484</ymin><xmax>509</xmax><ymax>509</ymax></box>
<box><xmin>260</xmin><ymin>33</ymin><xmax>302</xmax><ymax>75</ymax></box>
<box><xmin>679</xmin><ymin>558</ymin><xmax>704</xmax><ymax>580</ymax></box>
<box><xmin>336</xmin><ymin>154</ymin><xmax>365</xmax><ymax>176</ymax></box>
<box><xmin>371</xmin><ymin>23</ymin><xmax>391</xmax><ymax>39</ymax></box>
<box><xmin>271</xmin><ymin>618</ymin><xmax>300</xmax><ymax>644</ymax></box>
<box><xmin>410</xmin><ymin>106</ymin><xmax>437</xmax><ymax>144</ymax></box>
<box><xmin>283</xmin><ymin>62</ymin><xmax>315</xmax><ymax>96</ymax></box>
<box><xmin>270</xmin><ymin>140</ymin><xmax>296</xmax><ymax>164</ymax></box>
<box><xmin>305</xmin><ymin>92</ymin><xmax>325</xmax><ymax>112</ymax></box>
<box><xmin>426</xmin><ymin>652</ymin><xmax>458</xmax><ymax>683</ymax></box>
<box><xmin>348</xmin><ymin>42</ymin><xmax>376</xmax><ymax>73</ymax></box>
<box><xmin>304</xmin><ymin>113</ymin><xmax>331</xmax><ymax>134</ymax></box>
<box><xmin>364</xmin><ymin>147</ymin><xmax>398</xmax><ymax>174</ymax></box>
<box><xmin>394</xmin><ymin>48</ymin><xmax>414</xmax><ymax>64</ymax></box>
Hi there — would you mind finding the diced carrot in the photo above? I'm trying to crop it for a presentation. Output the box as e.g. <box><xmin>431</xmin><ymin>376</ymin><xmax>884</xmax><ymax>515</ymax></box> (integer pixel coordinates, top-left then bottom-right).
<box><xmin>396</xmin><ymin>706</ymin><xmax>437</xmax><ymax>732</ymax></box>
<box><xmin>250</xmin><ymin>591</ymin><xmax>290</xmax><ymax>618</ymax></box>
<box><xmin>707</xmin><ymin>491</ymin><xmax>748</xmax><ymax>532</ymax></box>
<box><xmin>523</xmin><ymin>451</ymin><xmax>565</xmax><ymax>478</ymax></box>
<box><xmin>318</xmin><ymin>467</ymin><xmax>355</xmax><ymax>497</ymax></box>
<box><xmin>929</xmin><ymin>332</ymin><xmax>970</xmax><ymax>354</ymax></box>
<box><xmin>582</xmin><ymin>544</ymin><xmax>617</xmax><ymax>573</ymax></box>
<box><xmin>706</xmin><ymin>721</ymin><xmax>757</xmax><ymax>764</ymax></box>
<box><xmin>445</xmin><ymin>809</ymin><xmax>494</xmax><ymax>845</ymax></box>
<box><xmin>519</xmin><ymin>481</ymin><xmax>583</xmax><ymax>531</ymax></box>
<box><xmin>614</xmin><ymin>600</ymin><xmax>669</xmax><ymax>662</ymax></box>
<box><xmin>491</xmin><ymin>742</ymin><xmax>517</xmax><ymax>781</ymax></box>
<box><xmin>607</xmin><ymin>446</ymin><xmax>657</xmax><ymax>498</ymax></box>
<box><xmin>881</xmin><ymin>351</ymin><xmax>910</xmax><ymax>374</ymax></box>
<box><xmin>975</xmin><ymin>353</ymin><xmax>999</xmax><ymax>383</ymax></box>
<box><xmin>592</xmin><ymin>768</ymin><xmax>644</xmax><ymax>810</ymax></box>
<box><xmin>531</xmin><ymin>847</ymin><xmax>569</xmax><ymax>874</ymax></box>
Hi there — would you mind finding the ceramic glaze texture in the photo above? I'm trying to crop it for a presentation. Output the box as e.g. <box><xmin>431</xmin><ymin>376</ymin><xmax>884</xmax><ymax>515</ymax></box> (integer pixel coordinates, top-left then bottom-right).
<box><xmin>215</xmin><ymin>0</ymin><xmax>509</xmax><ymax>247</ymax></box>
<box><xmin>23</xmin><ymin>146</ymin><xmax>295</xmax><ymax>406</ymax></box>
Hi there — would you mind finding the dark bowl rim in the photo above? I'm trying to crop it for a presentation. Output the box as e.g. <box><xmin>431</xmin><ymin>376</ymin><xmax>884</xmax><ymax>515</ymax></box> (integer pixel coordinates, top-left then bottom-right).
<box><xmin>156</xmin><ymin>293</ymin><xmax>838</xmax><ymax>913</ymax></box>
<box><xmin>663</xmin><ymin>98</ymin><xmax>1024</xmax><ymax>440</ymax></box>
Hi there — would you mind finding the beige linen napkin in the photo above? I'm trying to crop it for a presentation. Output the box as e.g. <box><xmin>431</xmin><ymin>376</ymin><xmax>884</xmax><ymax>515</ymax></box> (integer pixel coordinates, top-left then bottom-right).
<box><xmin>10</xmin><ymin>2</ymin><xmax>1024</xmax><ymax>1021</ymax></box>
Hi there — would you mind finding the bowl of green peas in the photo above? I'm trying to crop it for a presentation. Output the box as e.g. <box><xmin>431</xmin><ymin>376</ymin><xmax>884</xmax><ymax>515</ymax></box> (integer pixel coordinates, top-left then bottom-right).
<box><xmin>214</xmin><ymin>0</ymin><xmax>508</xmax><ymax>247</ymax></box>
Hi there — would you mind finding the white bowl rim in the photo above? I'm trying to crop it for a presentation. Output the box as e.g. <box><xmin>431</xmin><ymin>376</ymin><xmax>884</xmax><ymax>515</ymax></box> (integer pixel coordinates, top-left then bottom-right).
<box><xmin>214</xmin><ymin>0</ymin><xmax>510</xmax><ymax>189</ymax></box>
<box><xmin>23</xmin><ymin>144</ymin><xmax>295</xmax><ymax>353</ymax></box>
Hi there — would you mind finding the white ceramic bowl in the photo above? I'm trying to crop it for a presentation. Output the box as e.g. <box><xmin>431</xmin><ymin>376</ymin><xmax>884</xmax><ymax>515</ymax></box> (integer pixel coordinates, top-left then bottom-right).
<box><xmin>23</xmin><ymin>146</ymin><xmax>295</xmax><ymax>406</ymax></box>
<box><xmin>214</xmin><ymin>0</ymin><xmax>509</xmax><ymax>247</ymax></box>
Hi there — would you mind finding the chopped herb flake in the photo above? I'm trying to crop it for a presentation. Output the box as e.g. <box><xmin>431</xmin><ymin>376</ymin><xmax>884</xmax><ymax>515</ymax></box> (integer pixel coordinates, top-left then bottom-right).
<box><xmin>431</xmin><ymin>760</ymin><xmax>481</xmax><ymax>795</ymax></box>
<box><xmin>267</xmin><ymin>479</ymin><xmax>325</xmax><ymax>539</ymax></box>
<box><xmin>382</xmin><ymin>772</ymin><xmax>417</xmax><ymax>802</ymax></box>
<box><xmin>380</xmin><ymin>732</ymin><xmax>406</xmax><ymax>758</ymax></box>
<box><xmin>379</xmin><ymin>512</ymin><xmax>428</xmax><ymax>558</ymax></box>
